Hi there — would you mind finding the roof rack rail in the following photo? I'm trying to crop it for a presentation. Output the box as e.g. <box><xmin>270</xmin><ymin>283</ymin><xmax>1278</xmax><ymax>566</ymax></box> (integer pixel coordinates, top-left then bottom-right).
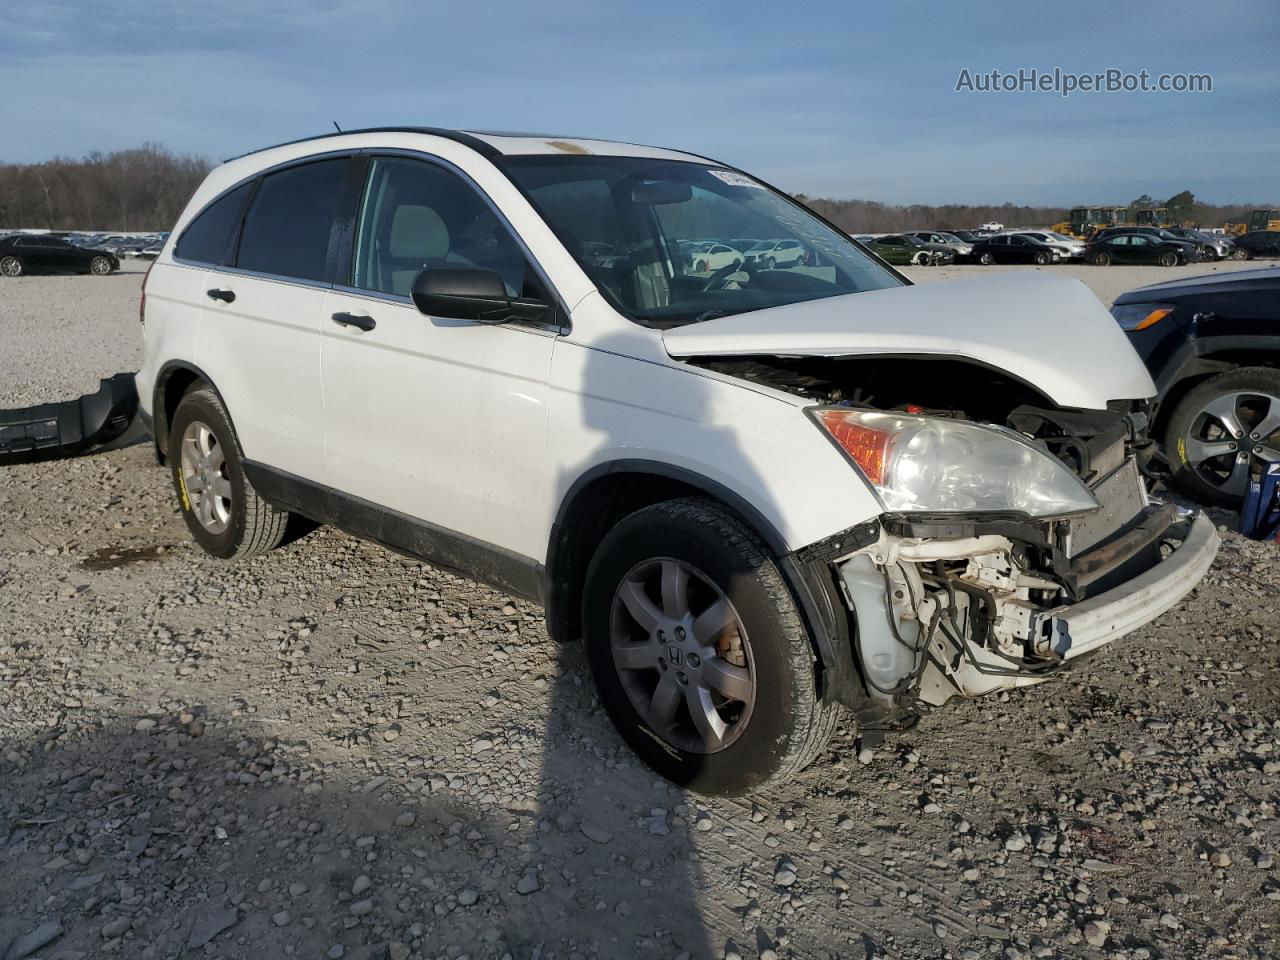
<box><xmin>223</xmin><ymin>127</ymin><xmax>500</xmax><ymax>164</ymax></box>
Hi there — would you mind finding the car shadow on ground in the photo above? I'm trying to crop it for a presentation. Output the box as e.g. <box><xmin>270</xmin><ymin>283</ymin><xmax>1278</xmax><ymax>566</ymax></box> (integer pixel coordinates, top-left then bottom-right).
<box><xmin>0</xmin><ymin>711</ymin><xmax>712</xmax><ymax>959</ymax></box>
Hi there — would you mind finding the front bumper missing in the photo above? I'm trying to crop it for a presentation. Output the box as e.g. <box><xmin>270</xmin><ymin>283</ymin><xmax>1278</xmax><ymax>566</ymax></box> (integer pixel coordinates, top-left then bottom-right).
<box><xmin>839</xmin><ymin>506</ymin><xmax>1220</xmax><ymax>708</ymax></box>
<box><xmin>0</xmin><ymin>373</ymin><xmax>138</xmax><ymax>465</ymax></box>
<box><xmin>915</xmin><ymin>511</ymin><xmax>1218</xmax><ymax>704</ymax></box>
<box><xmin>1034</xmin><ymin>511</ymin><xmax>1219</xmax><ymax>661</ymax></box>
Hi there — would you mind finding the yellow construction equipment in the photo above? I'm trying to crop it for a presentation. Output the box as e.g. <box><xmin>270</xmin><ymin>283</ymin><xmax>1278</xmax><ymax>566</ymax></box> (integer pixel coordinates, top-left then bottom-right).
<box><xmin>1248</xmin><ymin>209</ymin><xmax>1280</xmax><ymax>232</ymax></box>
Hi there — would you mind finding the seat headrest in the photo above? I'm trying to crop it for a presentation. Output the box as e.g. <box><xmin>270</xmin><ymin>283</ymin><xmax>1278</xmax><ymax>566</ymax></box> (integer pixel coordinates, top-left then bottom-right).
<box><xmin>390</xmin><ymin>205</ymin><xmax>449</xmax><ymax>260</ymax></box>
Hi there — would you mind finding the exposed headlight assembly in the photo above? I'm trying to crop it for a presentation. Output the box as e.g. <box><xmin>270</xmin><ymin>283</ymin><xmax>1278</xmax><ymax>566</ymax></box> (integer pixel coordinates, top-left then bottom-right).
<box><xmin>812</xmin><ymin>408</ymin><xmax>1099</xmax><ymax>517</ymax></box>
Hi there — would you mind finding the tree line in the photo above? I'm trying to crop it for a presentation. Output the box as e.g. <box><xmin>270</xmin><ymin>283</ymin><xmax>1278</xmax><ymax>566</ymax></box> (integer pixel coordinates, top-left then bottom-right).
<box><xmin>0</xmin><ymin>144</ymin><xmax>212</xmax><ymax>232</ymax></box>
<box><xmin>0</xmin><ymin>144</ymin><xmax>1269</xmax><ymax>234</ymax></box>
<box><xmin>797</xmin><ymin>191</ymin><xmax>1270</xmax><ymax>234</ymax></box>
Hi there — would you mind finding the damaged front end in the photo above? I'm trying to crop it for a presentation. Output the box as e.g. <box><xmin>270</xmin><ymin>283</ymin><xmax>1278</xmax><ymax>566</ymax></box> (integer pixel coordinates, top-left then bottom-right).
<box><xmin>698</xmin><ymin>353</ymin><xmax>1220</xmax><ymax>715</ymax></box>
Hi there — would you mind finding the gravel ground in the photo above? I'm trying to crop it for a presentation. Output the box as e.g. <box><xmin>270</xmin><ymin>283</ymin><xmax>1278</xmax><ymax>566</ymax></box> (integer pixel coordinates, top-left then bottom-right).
<box><xmin>1</xmin><ymin>258</ymin><xmax>1278</xmax><ymax>959</ymax></box>
<box><xmin>0</xmin><ymin>261</ymin><xmax>150</xmax><ymax>407</ymax></box>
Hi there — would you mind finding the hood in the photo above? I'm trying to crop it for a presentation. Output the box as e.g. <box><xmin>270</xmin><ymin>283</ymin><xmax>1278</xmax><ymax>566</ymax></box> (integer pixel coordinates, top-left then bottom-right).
<box><xmin>662</xmin><ymin>273</ymin><xmax>1156</xmax><ymax>410</ymax></box>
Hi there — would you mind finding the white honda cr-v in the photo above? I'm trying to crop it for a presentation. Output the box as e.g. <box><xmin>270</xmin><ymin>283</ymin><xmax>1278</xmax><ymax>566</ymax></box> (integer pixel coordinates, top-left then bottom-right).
<box><xmin>137</xmin><ymin>127</ymin><xmax>1218</xmax><ymax>795</ymax></box>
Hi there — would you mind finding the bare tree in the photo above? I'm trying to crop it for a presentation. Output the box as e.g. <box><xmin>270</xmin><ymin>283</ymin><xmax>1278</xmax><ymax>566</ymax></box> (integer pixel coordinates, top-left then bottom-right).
<box><xmin>0</xmin><ymin>144</ymin><xmax>212</xmax><ymax>231</ymax></box>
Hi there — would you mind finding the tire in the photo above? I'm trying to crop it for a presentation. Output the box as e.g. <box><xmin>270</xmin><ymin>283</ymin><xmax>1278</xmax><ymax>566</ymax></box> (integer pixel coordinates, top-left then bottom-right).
<box><xmin>582</xmin><ymin>498</ymin><xmax>839</xmax><ymax>795</ymax></box>
<box><xmin>89</xmin><ymin>256</ymin><xmax>113</xmax><ymax>276</ymax></box>
<box><xmin>0</xmin><ymin>256</ymin><xmax>24</xmax><ymax>277</ymax></box>
<box><xmin>1164</xmin><ymin>366</ymin><xmax>1280</xmax><ymax>508</ymax></box>
<box><xmin>1159</xmin><ymin>251</ymin><xmax>1178</xmax><ymax>267</ymax></box>
<box><xmin>1034</xmin><ymin>250</ymin><xmax>1051</xmax><ymax>265</ymax></box>
<box><xmin>1232</xmin><ymin>247</ymin><xmax>1249</xmax><ymax>261</ymax></box>
<box><xmin>168</xmin><ymin>386</ymin><xmax>289</xmax><ymax>559</ymax></box>
<box><xmin>763</xmin><ymin>256</ymin><xmax>776</xmax><ymax>270</ymax></box>
<box><xmin>694</xmin><ymin>260</ymin><xmax>707</xmax><ymax>273</ymax></box>
<box><xmin>978</xmin><ymin>252</ymin><xmax>994</xmax><ymax>265</ymax></box>
<box><xmin>1093</xmin><ymin>252</ymin><xmax>1111</xmax><ymax>266</ymax></box>
<box><xmin>911</xmin><ymin>252</ymin><xmax>929</xmax><ymax>266</ymax></box>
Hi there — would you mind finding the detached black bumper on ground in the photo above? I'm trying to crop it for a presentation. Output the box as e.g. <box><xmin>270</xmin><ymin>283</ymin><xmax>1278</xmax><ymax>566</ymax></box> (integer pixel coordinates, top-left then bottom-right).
<box><xmin>0</xmin><ymin>373</ymin><xmax>138</xmax><ymax>465</ymax></box>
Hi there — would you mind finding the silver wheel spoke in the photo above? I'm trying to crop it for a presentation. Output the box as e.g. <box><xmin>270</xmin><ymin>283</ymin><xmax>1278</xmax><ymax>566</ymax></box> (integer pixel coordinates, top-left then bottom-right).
<box><xmin>649</xmin><ymin>675</ymin><xmax>682</xmax><ymax>727</ymax></box>
<box><xmin>1185</xmin><ymin>437</ymin><xmax>1234</xmax><ymax>464</ymax></box>
<box><xmin>686</xmin><ymin>687</ymin><xmax>728</xmax><ymax>749</ymax></box>
<box><xmin>211</xmin><ymin>475</ymin><xmax>233</xmax><ymax>499</ymax></box>
<box><xmin>613</xmin><ymin>641</ymin><xmax>658</xmax><ymax>671</ymax></box>
<box><xmin>207</xmin><ymin>442</ymin><xmax>225</xmax><ymax>472</ymax></box>
<box><xmin>1223</xmin><ymin>457</ymin><xmax>1250</xmax><ymax>496</ymax></box>
<box><xmin>184</xmin><ymin>473</ymin><xmax>205</xmax><ymax>494</ymax></box>
<box><xmin>1252</xmin><ymin>397</ymin><xmax>1280</xmax><ymax>440</ymax></box>
<box><xmin>1202</xmin><ymin>394</ymin><xmax>1246</xmax><ymax>438</ymax></box>
<box><xmin>702</xmin><ymin>658</ymin><xmax>752</xmax><ymax>702</ymax></box>
<box><xmin>693</xmin><ymin>598</ymin><xmax>733</xmax><ymax>645</ymax></box>
<box><xmin>659</xmin><ymin>560</ymin><xmax>690</xmax><ymax>619</ymax></box>
<box><xmin>618</xmin><ymin>579</ymin><xmax>661</xmax><ymax>633</ymax></box>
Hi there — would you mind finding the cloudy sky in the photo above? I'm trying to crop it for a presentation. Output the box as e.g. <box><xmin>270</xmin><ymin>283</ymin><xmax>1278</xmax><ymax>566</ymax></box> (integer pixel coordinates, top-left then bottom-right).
<box><xmin>3</xmin><ymin>0</ymin><xmax>1276</xmax><ymax>204</ymax></box>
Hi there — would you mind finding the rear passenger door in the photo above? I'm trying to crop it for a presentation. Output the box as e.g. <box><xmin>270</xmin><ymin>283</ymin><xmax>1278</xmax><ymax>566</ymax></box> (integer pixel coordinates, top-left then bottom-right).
<box><xmin>197</xmin><ymin>157</ymin><xmax>355</xmax><ymax>483</ymax></box>
<box><xmin>320</xmin><ymin>154</ymin><xmax>558</xmax><ymax>562</ymax></box>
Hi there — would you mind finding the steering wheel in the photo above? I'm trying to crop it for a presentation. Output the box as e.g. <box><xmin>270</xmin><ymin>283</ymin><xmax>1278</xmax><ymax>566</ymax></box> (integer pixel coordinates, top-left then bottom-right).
<box><xmin>702</xmin><ymin>258</ymin><xmax>745</xmax><ymax>292</ymax></box>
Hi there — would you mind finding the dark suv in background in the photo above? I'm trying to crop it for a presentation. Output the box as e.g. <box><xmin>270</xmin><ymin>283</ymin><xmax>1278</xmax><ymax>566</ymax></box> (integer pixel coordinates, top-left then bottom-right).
<box><xmin>1114</xmin><ymin>267</ymin><xmax>1280</xmax><ymax>506</ymax></box>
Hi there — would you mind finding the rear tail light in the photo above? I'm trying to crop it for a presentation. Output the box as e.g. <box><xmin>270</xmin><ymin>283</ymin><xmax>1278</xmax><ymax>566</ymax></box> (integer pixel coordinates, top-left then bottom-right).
<box><xmin>139</xmin><ymin>261</ymin><xmax>155</xmax><ymax>324</ymax></box>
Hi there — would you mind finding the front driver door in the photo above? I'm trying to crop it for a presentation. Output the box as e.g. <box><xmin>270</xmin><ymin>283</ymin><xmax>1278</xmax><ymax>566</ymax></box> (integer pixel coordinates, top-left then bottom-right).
<box><xmin>321</xmin><ymin>154</ymin><xmax>558</xmax><ymax>566</ymax></box>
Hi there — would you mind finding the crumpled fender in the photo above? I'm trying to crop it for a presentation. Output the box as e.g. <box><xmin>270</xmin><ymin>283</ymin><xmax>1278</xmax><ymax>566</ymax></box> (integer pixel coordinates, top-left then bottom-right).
<box><xmin>0</xmin><ymin>373</ymin><xmax>138</xmax><ymax>465</ymax></box>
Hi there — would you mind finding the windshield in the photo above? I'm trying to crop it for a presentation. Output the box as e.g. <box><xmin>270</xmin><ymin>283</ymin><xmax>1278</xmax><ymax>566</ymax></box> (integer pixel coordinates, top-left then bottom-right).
<box><xmin>500</xmin><ymin>156</ymin><xmax>902</xmax><ymax>327</ymax></box>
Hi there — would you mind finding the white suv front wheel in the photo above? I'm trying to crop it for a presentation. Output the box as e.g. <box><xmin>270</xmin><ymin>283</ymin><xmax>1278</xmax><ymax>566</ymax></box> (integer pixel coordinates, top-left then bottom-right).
<box><xmin>582</xmin><ymin>498</ymin><xmax>839</xmax><ymax>795</ymax></box>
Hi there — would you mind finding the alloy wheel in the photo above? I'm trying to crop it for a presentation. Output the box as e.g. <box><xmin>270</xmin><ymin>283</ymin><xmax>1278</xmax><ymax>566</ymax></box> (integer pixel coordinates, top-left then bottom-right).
<box><xmin>1182</xmin><ymin>391</ymin><xmax>1280</xmax><ymax>497</ymax></box>
<box><xmin>90</xmin><ymin>256</ymin><xmax>111</xmax><ymax>275</ymax></box>
<box><xmin>179</xmin><ymin>420</ymin><xmax>234</xmax><ymax>534</ymax></box>
<box><xmin>609</xmin><ymin>558</ymin><xmax>756</xmax><ymax>754</ymax></box>
<box><xmin>0</xmin><ymin>256</ymin><xmax>22</xmax><ymax>277</ymax></box>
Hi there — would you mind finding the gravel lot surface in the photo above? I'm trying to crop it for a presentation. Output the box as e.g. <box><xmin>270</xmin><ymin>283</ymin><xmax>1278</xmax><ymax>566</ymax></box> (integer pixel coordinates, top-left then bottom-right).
<box><xmin>0</xmin><ymin>261</ymin><xmax>149</xmax><ymax>407</ymax></box>
<box><xmin>1</xmin><ymin>258</ymin><xmax>1278</xmax><ymax>959</ymax></box>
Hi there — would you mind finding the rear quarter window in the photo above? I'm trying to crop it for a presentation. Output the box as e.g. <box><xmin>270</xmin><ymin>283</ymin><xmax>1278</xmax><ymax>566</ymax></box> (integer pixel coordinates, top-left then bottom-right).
<box><xmin>175</xmin><ymin>182</ymin><xmax>253</xmax><ymax>265</ymax></box>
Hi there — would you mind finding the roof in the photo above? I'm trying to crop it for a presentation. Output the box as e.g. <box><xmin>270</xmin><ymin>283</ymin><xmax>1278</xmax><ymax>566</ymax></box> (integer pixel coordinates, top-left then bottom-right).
<box><xmin>226</xmin><ymin>126</ymin><xmax>711</xmax><ymax>165</ymax></box>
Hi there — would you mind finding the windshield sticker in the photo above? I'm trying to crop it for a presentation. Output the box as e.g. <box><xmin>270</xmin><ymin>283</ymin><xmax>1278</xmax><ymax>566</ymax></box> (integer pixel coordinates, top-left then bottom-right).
<box><xmin>707</xmin><ymin>169</ymin><xmax>761</xmax><ymax>188</ymax></box>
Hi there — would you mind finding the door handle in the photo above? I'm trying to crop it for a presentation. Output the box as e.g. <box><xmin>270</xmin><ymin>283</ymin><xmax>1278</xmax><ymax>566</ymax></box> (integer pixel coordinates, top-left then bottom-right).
<box><xmin>206</xmin><ymin>288</ymin><xmax>236</xmax><ymax>303</ymax></box>
<box><xmin>331</xmin><ymin>311</ymin><xmax>376</xmax><ymax>332</ymax></box>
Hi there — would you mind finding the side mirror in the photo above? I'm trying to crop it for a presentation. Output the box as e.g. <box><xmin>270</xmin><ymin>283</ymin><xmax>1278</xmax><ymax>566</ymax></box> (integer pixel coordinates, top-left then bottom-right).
<box><xmin>410</xmin><ymin>267</ymin><xmax>550</xmax><ymax>325</ymax></box>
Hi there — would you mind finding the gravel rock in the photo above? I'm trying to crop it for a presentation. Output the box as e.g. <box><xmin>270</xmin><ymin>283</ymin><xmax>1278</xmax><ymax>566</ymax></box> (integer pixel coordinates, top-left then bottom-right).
<box><xmin>516</xmin><ymin>872</ymin><xmax>541</xmax><ymax>895</ymax></box>
<box><xmin>5</xmin><ymin>921</ymin><xmax>64</xmax><ymax>959</ymax></box>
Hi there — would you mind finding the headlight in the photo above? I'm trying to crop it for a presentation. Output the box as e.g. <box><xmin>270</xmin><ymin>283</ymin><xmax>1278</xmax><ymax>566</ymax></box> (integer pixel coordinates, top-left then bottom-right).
<box><xmin>811</xmin><ymin>408</ymin><xmax>1099</xmax><ymax>517</ymax></box>
<box><xmin>1110</xmin><ymin>301</ymin><xmax>1175</xmax><ymax>331</ymax></box>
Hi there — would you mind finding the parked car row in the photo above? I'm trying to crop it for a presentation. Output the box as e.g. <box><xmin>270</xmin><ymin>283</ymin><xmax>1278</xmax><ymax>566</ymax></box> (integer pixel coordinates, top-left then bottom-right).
<box><xmin>851</xmin><ymin>224</ymin><xmax>1280</xmax><ymax>270</ymax></box>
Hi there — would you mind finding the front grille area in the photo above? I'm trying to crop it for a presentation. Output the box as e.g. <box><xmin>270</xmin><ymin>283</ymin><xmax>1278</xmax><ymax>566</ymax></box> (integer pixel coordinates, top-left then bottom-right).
<box><xmin>1068</xmin><ymin>452</ymin><xmax>1148</xmax><ymax>558</ymax></box>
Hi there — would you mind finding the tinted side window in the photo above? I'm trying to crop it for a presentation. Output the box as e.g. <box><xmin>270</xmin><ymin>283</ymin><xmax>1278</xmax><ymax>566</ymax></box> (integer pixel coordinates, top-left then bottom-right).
<box><xmin>238</xmin><ymin>159</ymin><xmax>350</xmax><ymax>282</ymax></box>
<box><xmin>176</xmin><ymin>182</ymin><xmax>253</xmax><ymax>265</ymax></box>
<box><xmin>351</xmin><ymin>157</ymin><xmax>531</xmax><ymax>298</ymax></box>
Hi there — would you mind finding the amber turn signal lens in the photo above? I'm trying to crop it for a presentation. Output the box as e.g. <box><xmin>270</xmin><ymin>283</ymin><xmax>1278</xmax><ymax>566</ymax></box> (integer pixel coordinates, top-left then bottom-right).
<box><xmin>1132</xmin><ymin>306</ymin><xmax>1173</xmax><ymax>331</ymax></box>
<box><xmin>818</xmin><ymin>409</ymin><xmax>893</xmax><ymax>485</ymax></box>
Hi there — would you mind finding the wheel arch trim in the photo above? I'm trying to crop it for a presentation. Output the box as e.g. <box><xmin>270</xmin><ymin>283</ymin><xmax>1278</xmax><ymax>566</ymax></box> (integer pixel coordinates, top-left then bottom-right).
<box><xmin>151</xmin><ymin>360</ymin><xmax>232</xmax><ymax>462</ymax></box>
